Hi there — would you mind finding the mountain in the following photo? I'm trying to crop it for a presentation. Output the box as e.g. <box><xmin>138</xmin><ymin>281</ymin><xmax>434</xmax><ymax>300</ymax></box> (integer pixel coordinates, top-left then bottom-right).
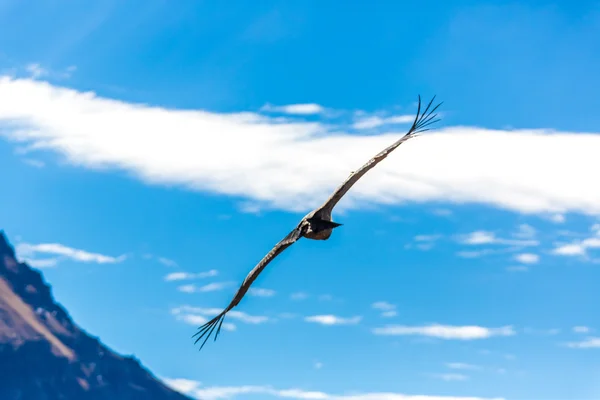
<box><xmin>0</xmin><ymin>230</ymin><xmax>192</xmax><ymax>400</ymax></box>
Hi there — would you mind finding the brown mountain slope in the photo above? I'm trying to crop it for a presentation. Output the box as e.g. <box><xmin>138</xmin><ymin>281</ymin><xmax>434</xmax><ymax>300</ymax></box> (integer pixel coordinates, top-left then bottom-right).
<box><xmin>0</xmin><ymin>230</ymin><xmax>192</xmax><ymax>400</ymax></box>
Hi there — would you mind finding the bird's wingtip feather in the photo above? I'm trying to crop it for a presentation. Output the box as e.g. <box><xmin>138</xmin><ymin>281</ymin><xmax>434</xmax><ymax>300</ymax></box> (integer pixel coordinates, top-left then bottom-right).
<box><xmin>192</xmin><ymin>311</ymin><xmax>228</xmax><ymax>351</ymax></box>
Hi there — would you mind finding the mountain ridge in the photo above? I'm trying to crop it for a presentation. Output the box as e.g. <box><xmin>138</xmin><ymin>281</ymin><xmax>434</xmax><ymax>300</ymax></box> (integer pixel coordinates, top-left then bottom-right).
<box><xmin>0</xmin><ymin>230</ymin><xmax>193</xmax><ymax>400</ymax></box>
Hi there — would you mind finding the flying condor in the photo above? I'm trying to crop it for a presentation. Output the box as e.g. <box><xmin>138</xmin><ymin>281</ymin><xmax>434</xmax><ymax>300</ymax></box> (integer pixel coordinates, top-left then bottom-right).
<box><xmin>193</xmin><ymin>95</ymin><xmax>442</xmax><ymax>350</ymax></box>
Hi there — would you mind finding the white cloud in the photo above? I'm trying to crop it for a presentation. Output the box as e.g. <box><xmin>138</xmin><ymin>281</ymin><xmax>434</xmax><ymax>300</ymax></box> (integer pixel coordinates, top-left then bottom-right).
<box><xmin>304</xmin><ymin>315</ymin><xmax>362</xmax><ymax>326</ymax></box>
<box><xmin>164</xmin><ymin>378</ymin><xmax>201</xmax><ymax>394</ymax></box>
<box><xmin>552</xmin><ymin>243</ymin><xmax>586</xmax><ymax>256</ymax></box>
<box><xmin>165</xmin><ymin>272</ymin><xmax>195</xmax><ymax>281</ymax></box>
<box><xmin>176</xmin><ymin>282</ymin><xmax>233</xmax><ymax>293</ymax></box>
<box><xmin>25</xmin><ymin>63</ymin><xmax>48</xmax><ymax>79</ymax></box>
<box><xmin>573</xmin><ymin>326</ymin><xmax>591</xmax><ymax>334</ymax></box>
<box><xmin>290</xmin><ymin>292</ymin><xmax>309</xmax><ymax>301</ymax></box>
<box><xmin>514</xmin><ymin>253</ymin><xmax>539</xmax><ymax>264</ymax></box>
<box><xmin>431</xmin><ymin>373</ymin><xmax>469</xmax><ymax>382</ymax></box>
<box><xmin>459</xmin><ymin>231</ymin><xmax>497</xmax><ymax>245</ymax></box>
<box><xmin>164</xmin><ymin>270</ymin><xmax>218</xmax><ymax>281</ymax></box>
<box><xmin>513</xmin><ymin>224</ymin><xmax>536</xmax><ymax>239</ymax></box>
<box><xmin>22</xmin><ymin>257</ymin><xmax>59</xmax><ymax>268</ymax></box>
<box><xmin>158</xmin><ymin>257</ymin><xmax>178</xmax><ymax>267</ymax></box>
<box><xmin>372</xmin><ymin>301</ymin><xmax>396</xmax><ymax>311</ymax></box>
<box><xmin>523</xmin><ymin>327</ymin><xmax>560</xmax><ymax>335</ymax></box>
<box><xmin>23</xmin><ymin>158</ymin><xmax>45</xmax><ymax>168</ymax></box>
<box><xmin>381</xmin><ymin>310</ymin><xmax>398</xmax><ymax>317</ymax></box>
<box><xmin>458</xmin><ymin>231</ymin><xmax>538</xmax><ymax>247</ymax></box>
<box><xmin>172</xmin><ymin>306</ymin><xmax>269</xmax><ymax>325</ymax></box>
<box><xmin>372</xmin><ymin>324</ymin><xmax>516</xmax><ymax>340</ymax></box>
<box><xmin>548</xmin><ymin>214</ymin><xmax>566</xmax><ymax>223</ymax></box>
<box><xmin>372</xmin><ymin>301</ymin><xmax>398</xmax><ymax>318</ymax></box>
<box><xmin>1</xmin><ymin>77</ymin><xmax>600</xmax><ymax>217</ymax></box>
<box><xmin>414</xmin><ymin>234</ymin><xmax>442</xmax><ymax>242</ymax></box>
<box><xmin>565</xmin><ymin>337</ymin><xmax>600</xmax><ymax>349</ymax></box>
<box><xmin>352</xmin><ymin>114</ymin><xmax>414</xmax><ymax>130</ymax></box>
<box><xmin>314</xmin><ymin>361</ymin><xmax>323</xmax><ymax>370</ymax></box>
<box><xmin>410</xmin><ymin>234</ymin><xmax>442</xmax><ymax>251</ymax></box>
<box><xmin>250</xmin><ymin>288</ymin><xmax>276</xmax><ymax>297</ymax></box>
<box><xmin>16</xmin><ymin>242</ymin><xmax>125</xmax><ymax>265</ymax></box>
<box><xmin>456</xmin><ymin>249</ymin><xmax>496</xmax><ymax>258</ymax></box>
<box><xmin>171</xmin><ymin>307</ymin><xmax>237</xmax><ymax>331</ymax></box>
<box><xmin>197</xmin><ymin>282</ymin><xmax>232</xmax><ymax>292</ymax></box>
<box><xmin>446</xmin><ymin>363</ymin><xmax>480</xmax><ymax>371</ymax></box>
<box><xmin>260</xmin><ymin>103</ymin><xmax>325</xmax><ymax>115</ymax></box>
<box><xmin>177</xmin><ymin>284</ymin><xmax>197</xmax><ymax>293</ymax></box>
<box><xmin>432</xmin><ymin>208</ymin><xmax>453</xmax><ymax>217</ymax></box>
<box><xmin>162</xmin><ymin>378</ymin><xmax>503</xmax><ymax>400</ymax></box>
<box><xmin>551</xmin><ymin>226</ymin><xmax>600</xmax><ymax>257</ymax></box>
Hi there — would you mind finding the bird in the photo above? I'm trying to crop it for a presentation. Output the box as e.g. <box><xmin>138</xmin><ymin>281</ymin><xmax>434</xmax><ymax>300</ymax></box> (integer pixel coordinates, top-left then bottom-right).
<box><xmin>192</xmin><ymin>95</ymin><xmax>442</xmax><ymax>350</ymax></box>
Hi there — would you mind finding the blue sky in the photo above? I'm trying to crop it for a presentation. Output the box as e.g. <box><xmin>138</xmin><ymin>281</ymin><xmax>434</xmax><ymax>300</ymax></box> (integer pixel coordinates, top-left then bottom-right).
<box><xmin>1</xmin><ymin>1</ymin><xmax>600</xmax><ymax>399</ymax></box>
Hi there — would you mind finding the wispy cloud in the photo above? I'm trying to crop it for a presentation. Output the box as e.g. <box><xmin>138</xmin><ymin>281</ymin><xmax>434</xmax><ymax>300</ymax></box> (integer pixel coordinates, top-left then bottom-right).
<box><xmin>2</xmin><ymin>77</ymin><xmax>600</xmax><ymax>216</ymax></box>
<box><xmin>249</xmin><ymin>288</ymin><xmax>276</xmax><ymax>297</ymax></box>
<box><xmin>25</xmin><ymin>63</ymin><xmax>48</xmax><ymax>79</ymax></box>
<box><xmin>352</xmin><ymin>114</ymin><xmax>414</xmax><ymax>130</ymax></box>
<box><xmin>432</xmin><ymin>208</ymin><xmax>453</xmax><ymax>217</ymax></box>
<box><xmin>304</xmin><ymin>315</ymin><xmax>362</xmax><ymax>326</ymax></box>
<box><xmin>458</xmin><ymin>231</ymin><xmax>538</xmax><ymax>247</ymax></box>
<box><xmin>16</xmin><ymin>242</ymin><xmax>125</xmax><ymax>265</ymax></box>
<box><xmin>23</xmin><ymin>63</ymin><xmax>76</xmax><ymax>81</ymax></box>
<box><xmin>164</xmin><ymin>270</ymin><xmax>218</xmax><ymax>281</ymax></box>
<box><xmin>513</xmin><ymin>224</ymin><xmax>537</xmax><ymax>239</ymax></box>
<box><xmin>177</xmin><ymin>282</ymin><xmax>233</xmax><ymax>293</ymax></box>
<box><xmin>573</xmin><ymin>326</ymin><xmax>591</xmax><ymax>334</ymax></box>
<box><xmin>372</xmin><ymin>324</ymin><xmax>516</xmax><ymax>340</ymax></box>
<box><xmin>431</xmin><ymin>373</ymin><xmax>469</xmax><ymax>382</ymax></box>
<box><xmin>551</xmin><ymin>225</ymin><xmax>600</xmax><ymax>257</ymax></box>
<box><xmin>407</xmin><ymin>234</ymin><xmax>442</xmax><ymax>251</ymax></box>
<box><xmin>459</xmin><ymin>231</ymin><xmax>497</xmax><ymax>245</ymax></box>
<box><xmin>548</xmin><ymin>214</ymin><xmax>566</xmax><ymax>223</ymax></box>
<box><xmin>456</xmin><ymin>249</ymin><xmax>498</xmax><ymax>259</ymax></box>
<box><xmin>446</xmin><ymin>362</ymin><xmax>480</xmax><ymax>370</ymax></box>
<box><xmin>318</xmin><ymin>294</ymin><xmax>334</xmax><ymax>301</ymax></box>
<box><xmin>565</xmin><ymin>337</ymin><xmax>600</xmax><ymax>349</ymax></box>
<box><xmin>163</xmin><ymin>378</ymin><xmax>504</xmax><ymax>400</ymax></box>
<box><xmin>290</xmin><ymin>292</ymin><xmax>309</xmax><ymax>301</ymax></box>
<box><xmin>157</xmin><ymin>257</ymin><xmax>178</xmax><ymax>267</ymax></box>
<box><xmin>260</xmin><ymin>102</ymin><xmax>325</xmax><ymax>115</ymax></box>
<box><xmin>514</xmin><ymin>253</ymin><xmax>539</xmax><ymax>264</ymax></box>
<box><xmin>170</xmin><ymin>307</ymin><xmax>237</xmax><ymax>331</ymax></box>
<box><xmin>372</xmin><ymin>301</ymin><xmax>398</xmax><ymax>318</ymax></box>
<box><xmin>523</xmin><ymin>327</ymin><xmax>560</xmax><ymax>336</ymax></box>
<box><xmin>172</xmin><ymin>306</ymin><xmax>269</xmax><ymax>324</ymax></box>
<box><xmin>23</xmin><ymin>158</ymin><xmax>45</xmax><ymax>168</ymax></box>
<box><xmin>23</xmin><ymin>257</ymin><xmax>59</xmax><ymax>268</ymax></box>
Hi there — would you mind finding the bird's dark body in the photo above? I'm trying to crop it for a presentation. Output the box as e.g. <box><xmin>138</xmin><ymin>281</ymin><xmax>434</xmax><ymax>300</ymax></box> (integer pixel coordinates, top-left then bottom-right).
<box><xmin>302</xmin><ymin>217</ymin><xmax>342</xmax><ymax>240</ymax></box>
<box><xmin>192</xmin><ymin>95</ymin><xmax>443</xmax><ymax>351</ymax></box>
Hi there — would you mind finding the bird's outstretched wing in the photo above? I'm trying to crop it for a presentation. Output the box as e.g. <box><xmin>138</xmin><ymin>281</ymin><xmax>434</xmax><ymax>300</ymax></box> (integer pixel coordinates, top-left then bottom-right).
<box><xmin>312</xmin><ymin>95</ymin><xmax>442</xmax><ymax>217</ymax></box>
<box><xmin>192</xmin><ymin>226</ymin><xmax>304</xmax><ymax>350</ymax></box>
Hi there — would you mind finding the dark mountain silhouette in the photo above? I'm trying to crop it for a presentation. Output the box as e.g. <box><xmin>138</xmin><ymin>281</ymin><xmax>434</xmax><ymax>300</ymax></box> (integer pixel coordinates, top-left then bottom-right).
<box><xmin>0</xmin><ymin>230</ymin><xmax>192</xmax><ymax>400</ymax></box>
